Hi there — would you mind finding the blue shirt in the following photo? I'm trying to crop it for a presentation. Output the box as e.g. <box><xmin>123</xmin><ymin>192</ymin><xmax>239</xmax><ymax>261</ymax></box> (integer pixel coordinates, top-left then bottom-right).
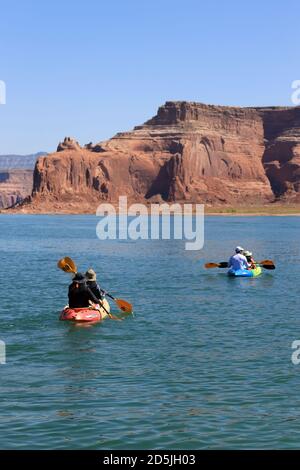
<box><xmin>228</xmin><ymin>253</ymin><xmax>249</xmax><ymax>271</ymax></box>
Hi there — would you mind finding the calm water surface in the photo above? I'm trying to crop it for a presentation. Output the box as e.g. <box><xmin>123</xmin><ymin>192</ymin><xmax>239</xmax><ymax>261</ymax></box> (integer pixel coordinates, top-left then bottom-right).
<box><xmin>0</xmin><ymin>214</ymin><xmax>300</xmax><ymax>449</ymax></box>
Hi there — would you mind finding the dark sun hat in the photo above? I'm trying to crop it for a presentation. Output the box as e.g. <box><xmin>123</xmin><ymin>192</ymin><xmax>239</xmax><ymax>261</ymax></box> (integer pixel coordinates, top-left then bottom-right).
<box><xmin>72</xmin><ymin>272</ymin><xmax>86</xmax><ymax>283</ymax></box>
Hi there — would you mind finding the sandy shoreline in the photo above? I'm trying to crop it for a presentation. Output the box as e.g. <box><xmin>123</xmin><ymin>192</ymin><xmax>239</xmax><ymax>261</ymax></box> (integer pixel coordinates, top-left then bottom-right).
<box><xmin>1</xmin><ymin>205</ymin><xmax>300</xmax><ymax>217</ymax></box>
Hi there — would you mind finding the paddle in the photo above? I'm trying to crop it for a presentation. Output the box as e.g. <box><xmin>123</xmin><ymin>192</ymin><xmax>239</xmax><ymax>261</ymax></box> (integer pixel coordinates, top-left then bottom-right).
<box><xmin>89</xmin><ymin>300</ymin><xmax>122</xmax><ymax>322</ymax></box>
<box><xmin>57</xmin><ymin>257</ymin><xmax>133</xmax><ymax>313</ymax></box>
<box><xmin>103</xmin><ymin>293</ymin><xmax>132</xmax><ymax>314</ymax></box>
<box><xmin>205</xmin><ymin>262</ymin><xmax>228</xmax><ymax>269</ymax></box>
<box><xmin>204</xmin><ymin>260</ymin><xmax>275</xmax><ymax>270</ymax></box>
<box><xmin>57</xmin><ymin>257</ymin><xmax>77</xmax><ymax>273</ymax></box>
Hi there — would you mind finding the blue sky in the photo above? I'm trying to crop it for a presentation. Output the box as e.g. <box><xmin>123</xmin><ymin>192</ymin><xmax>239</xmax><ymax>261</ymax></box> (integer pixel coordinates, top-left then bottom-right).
<box><xmin>0</xmin><ymin>0</ymin><xmax>299</xmax><ymax>154</ymax></box>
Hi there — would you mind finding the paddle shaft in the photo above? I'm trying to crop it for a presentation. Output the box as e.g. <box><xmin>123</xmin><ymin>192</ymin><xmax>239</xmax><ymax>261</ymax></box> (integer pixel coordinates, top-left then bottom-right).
<box><xmin>206</xmin><ymin>260</ymin><xmax>275</xmax><ymax>270</ymax></box>
<box><xmin>105</xmin><ymin>292</ymin><xmax>116</xmax><ymax>301</ymax></box>
<box><xmin>91</xmin><ymin>300</ymin><xmax>121</xmax><ymax>321</ymax></box>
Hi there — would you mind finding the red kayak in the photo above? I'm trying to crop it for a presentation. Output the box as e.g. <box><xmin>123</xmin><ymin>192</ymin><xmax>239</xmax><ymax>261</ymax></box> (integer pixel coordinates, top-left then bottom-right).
<box><xmin>59</xmin><ymin>299</ymin><xmax>110</xmax><ymax>323</ymax></box>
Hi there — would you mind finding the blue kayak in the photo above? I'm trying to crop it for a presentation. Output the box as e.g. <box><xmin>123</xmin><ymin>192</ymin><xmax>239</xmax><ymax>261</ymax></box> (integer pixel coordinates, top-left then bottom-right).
<box><xmin>227</xmin><ymin>266</ymin><xmax>262</xmax><ymax>277</ymax></box>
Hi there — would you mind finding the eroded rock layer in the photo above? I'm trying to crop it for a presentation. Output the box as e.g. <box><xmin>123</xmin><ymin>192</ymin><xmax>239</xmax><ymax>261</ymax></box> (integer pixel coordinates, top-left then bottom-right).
<box><xmin>15</xmin><ymin>102</ymin><xmax>300</xmax><ymax>212</ymax></box>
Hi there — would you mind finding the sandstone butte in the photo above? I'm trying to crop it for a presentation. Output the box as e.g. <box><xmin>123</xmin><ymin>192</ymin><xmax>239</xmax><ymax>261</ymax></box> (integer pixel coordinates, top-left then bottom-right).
<box><xmin>9</xmin><ymin>101</ymin><xmax>300</xmax><ymax>214</ymax></box>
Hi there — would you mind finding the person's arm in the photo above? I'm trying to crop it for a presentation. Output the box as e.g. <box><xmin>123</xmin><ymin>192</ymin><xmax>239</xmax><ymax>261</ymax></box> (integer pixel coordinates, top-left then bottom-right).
<box><xmin>228</xmin><ymin>256</ymin><xmax>233</xmax><ymax>268</ymax></box>
<box><xmin>68</xmin><ymin>285</ymin><xmax>72</xmax><ymax>302</ymax></box>
<box><xmin>90</xmin><ymin>283</ymin><xmax>104</xmax><ymax>301</ymax></box>
<box><xmin>100</xmin><ymin>289</ymin><xmax>107</xmax><ymax>297</ymax></box>
<box><xmin>98</xmin><ymin>283</ymin><xmax>107</xmax><ymax>297</ymax></box>
<box><xmin>242</xmin><ymin>255</ymin><xmax>250</xmax><ymax>269</ymax></box>
<box><xmin>94</xmin><ymin>283</ymin><xmax>104</xmax><ymax>299</ymax></box>
<box><xmin>87</xmin><ymin>287</ymin><xmax>101</xmax><ymax>304</ymax></box>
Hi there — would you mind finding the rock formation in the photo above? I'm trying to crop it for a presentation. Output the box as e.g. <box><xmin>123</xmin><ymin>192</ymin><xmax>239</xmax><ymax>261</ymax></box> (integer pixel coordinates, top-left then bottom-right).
<box><xmin>0</xmin><ymin>152</ymin><xmax>46</xmax><ymax>209</ymax></box>
<box><xmin>57</xmin><ymin>137</ymin><xmax>81</xmax><ymax>153</ymax></box>
<box><xmin>12</xmin><ymin>101</ymin><xmax>300</xmax><ymax>213</ymax></box>
<box><xmin>0</xmin><ymin>169</ymin><xmax>33</xmax><ymax>208</ymax></box>
<box><xmin>258</xmin><ymin>107</ymin><xmax>300</xmax><ymax>201</ymax></box>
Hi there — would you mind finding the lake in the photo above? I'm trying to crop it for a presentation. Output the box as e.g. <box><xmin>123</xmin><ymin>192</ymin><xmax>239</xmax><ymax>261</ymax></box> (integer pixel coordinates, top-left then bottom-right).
<box><xmin>0</xmin><ymin>214</ymin><xmax>299</xmax><ymax>449</ymax></box>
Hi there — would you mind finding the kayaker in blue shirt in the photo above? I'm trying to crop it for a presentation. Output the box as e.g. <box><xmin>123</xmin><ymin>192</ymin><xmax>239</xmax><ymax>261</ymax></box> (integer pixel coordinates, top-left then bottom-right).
<box><xmin>228</xmin><ymin>246</ymin><xmax>250</xmax><ymax>271</ymax></box>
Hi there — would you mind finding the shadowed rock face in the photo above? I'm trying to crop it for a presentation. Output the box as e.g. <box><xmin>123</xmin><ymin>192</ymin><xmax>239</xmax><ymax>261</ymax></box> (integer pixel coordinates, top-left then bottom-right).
<box><xmin>18</xmin><ymin>101</ymin><xmax>300</xmax><ymax>212</ymax></box>
<box><xmin>258</xmin><ymin>107</ymin><xmax>300</xmax><ymax>201</ymax></box>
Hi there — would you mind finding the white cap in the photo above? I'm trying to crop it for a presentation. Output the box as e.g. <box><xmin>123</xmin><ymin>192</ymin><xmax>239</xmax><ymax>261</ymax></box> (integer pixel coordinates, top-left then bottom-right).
<box><xmin>235</xmin><ymin>246</ymin><xmax>244</xmax><ymax>253</ymax></box>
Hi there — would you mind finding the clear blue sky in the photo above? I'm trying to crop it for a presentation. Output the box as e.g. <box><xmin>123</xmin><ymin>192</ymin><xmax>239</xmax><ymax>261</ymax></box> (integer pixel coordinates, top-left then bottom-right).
<box><xmin>0</xmin><ymin>0</ymin><xmax>299</xmax><ymax>154</ymax></box>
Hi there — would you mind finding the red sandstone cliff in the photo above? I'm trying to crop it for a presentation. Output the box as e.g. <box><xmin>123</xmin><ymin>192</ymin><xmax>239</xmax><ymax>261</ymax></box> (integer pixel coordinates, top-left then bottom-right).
<box><xmin>258</xmin><ymin>107</ymin><xmax>300</xmax><ymax>201</ymax></box>
<box><xmin>13</xmin><ymin>102</ymin><xmax>300</xmax><ymax>213</ymax></box>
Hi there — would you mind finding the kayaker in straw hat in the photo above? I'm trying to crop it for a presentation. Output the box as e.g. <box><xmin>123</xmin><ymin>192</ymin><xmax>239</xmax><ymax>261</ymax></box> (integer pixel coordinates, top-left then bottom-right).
<box><xmin>228</xmin><ymin>246</ymin><xmax>250</xmax><ymax>271</ymax></box>
<box><xmin>68</xmin><ymin>272</ymin><xmax>100</xmax><ymax>309</ymax></box>
<box><xmin>243</xmin><ymin>250</ymin><xmax>256</xmax><ymax>269</ymax></box>
<box><xmin>85</xmin><ymin>268</ymin><xmax>105</xmax><ymax>301</ymax></box>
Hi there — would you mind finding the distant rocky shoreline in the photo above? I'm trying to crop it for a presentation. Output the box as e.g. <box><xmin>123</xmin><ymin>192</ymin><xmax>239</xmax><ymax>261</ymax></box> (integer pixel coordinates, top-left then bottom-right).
<box><xmin>0</xmin><ymin>152</ymin><xmax>46</xmax><ymax>209</ymax></box>
<box><xmin>2</xmin><ymin>101</ymin><xmax>300</xmax><ymax>213</ymax></box>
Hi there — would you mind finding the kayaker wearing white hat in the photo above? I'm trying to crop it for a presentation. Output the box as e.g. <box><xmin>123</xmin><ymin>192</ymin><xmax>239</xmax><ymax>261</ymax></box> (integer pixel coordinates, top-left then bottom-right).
<box><xmin>228</xmin><ymin>246</ymin><xmax>250</xmax><ymax>271</ymax></box>
<box><xmin>85</xmin><ymin>268</ymin><xmax>106</xmax><ymax>301</ymax></box>
<box><xmin>243</xmin><ymin>250</ymin><xmax>256</xmax><ymax>269</ymax></box>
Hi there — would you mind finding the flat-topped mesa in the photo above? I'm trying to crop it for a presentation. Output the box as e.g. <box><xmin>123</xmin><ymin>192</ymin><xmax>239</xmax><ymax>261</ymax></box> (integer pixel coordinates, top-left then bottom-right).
<box><xmin>144</xmin><ymin>101</ymin><xmax>261</xmax><ymax>127</ymax></box>
<box><xmin>13</xmin><ymin>101</ymin><xmax>300</xmax><ymax>213</ymax></box>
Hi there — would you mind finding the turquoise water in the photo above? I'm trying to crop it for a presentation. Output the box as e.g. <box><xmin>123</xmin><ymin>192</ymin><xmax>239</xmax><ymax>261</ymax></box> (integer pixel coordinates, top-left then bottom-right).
<box><xmin>0</xmin><ymin>214</ymin><xmax>300</xmax><ymax>449</ymax></box>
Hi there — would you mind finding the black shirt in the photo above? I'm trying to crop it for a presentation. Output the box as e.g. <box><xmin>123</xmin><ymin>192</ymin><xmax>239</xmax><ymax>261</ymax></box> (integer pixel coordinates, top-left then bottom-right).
<box><xmin>86</xmin><ymin>281</ymin><xmax>104</xmax><ymax>300</ymax></box>
<box><xmin>68</xmin><ymin>282</ymin><xmax>100</xmax><ymax>308</ymax></box>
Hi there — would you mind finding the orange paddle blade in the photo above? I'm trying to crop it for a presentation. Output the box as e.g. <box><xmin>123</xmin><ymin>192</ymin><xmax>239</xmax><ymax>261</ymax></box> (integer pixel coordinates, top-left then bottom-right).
<box><xmin>115</xmin><ymin>299</ymin><xmax>133</xmax><ymax>313</ymax></box>
<box><xmin>258</xmin><ymin>259</ymin><xmax>274</xmax><ymax>266</ymax></box>
<box><xmin>57</xmin><ymin>257</ymin><xmax>77</xmax><ymax>274</ymax></box>
<box><xmin>204</xmin><ymin>263</ymin><xmax>220</xmax><ymax>269</ymax></box>
<box><xmin>64</xmin><ymin>257</ymin><xmax>77</xmax><ymax>272</ymax></box>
